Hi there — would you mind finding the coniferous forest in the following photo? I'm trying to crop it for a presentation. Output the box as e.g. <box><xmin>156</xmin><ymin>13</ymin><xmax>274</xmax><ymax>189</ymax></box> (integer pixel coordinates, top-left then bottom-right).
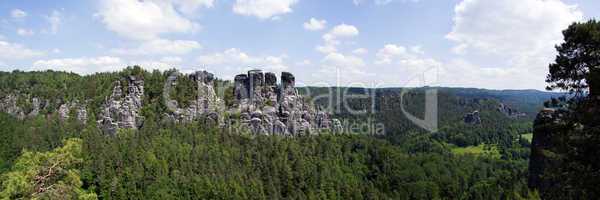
<box><xmin>0</xmin><ymin>15</ymin><xmax>599</xmax><ymax>200</ymax></box>
<box><xmin>0</xmin><ymin>66</ymin><xmax>543</xmax><ymax>199</ymax></box>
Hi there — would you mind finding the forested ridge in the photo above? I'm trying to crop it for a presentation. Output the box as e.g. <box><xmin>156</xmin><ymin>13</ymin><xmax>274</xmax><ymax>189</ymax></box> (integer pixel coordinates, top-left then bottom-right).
<box><xmin>0</xmin><ymin>68</ymin><xmax>545</xmax><ymax>199</ymax></box>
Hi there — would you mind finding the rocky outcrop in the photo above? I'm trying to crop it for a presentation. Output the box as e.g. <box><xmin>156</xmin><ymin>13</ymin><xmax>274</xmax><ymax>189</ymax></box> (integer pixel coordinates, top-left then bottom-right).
<box><xmin>0</xmin><ymin>94</ymin><xmax>25</xmax><ymax>119</ymax></box>
<box><xmin>1</xmin><ymin>70</ymin><xmax>340</xmax><ymax>136</ymax></box>
<box><xmin>164</xmin><ymin>71</ymin><xmax>223</xmax><ymax>124</ymax></box>
<box><xmin>228</xmin><ymin>70</ymin><xmax>340</xmax><ymax>135</ymax></box>
<box><xmin>97</xmin><ymin>76</ymin><xmax>144</xmax><ymax>135</ymax></box>
<box><xmin>0</xmin><ymin>92</ymin><xmax>89</xmax><ymax>123</ymax></box>
<box><xmin>27</xmin><ymin>97</ymin><xmax>42</xmax><ymax>118</ymax></box>
<box><xmin>58</xmin><ymin>101</ymin><xmax>87</xmax><ymax>123</ymax></box>
<box><xmin>0</xmin><ymin>94</ymin><xmax>48</xmax><ymax>120</ymax></box>
<box><xmin>463</xmin><ymin>110</ymin><xmax>481</xmax><ymax>124</ymax></box>
<box><xmin>497</xmin><ymin>103</ymin><xmax>526</xmax><ymax>118</ymax></box>
<box><xmin>528</xmin><ymin>108</ymin><xmax>567</xmax><ymax>196</ymax></box>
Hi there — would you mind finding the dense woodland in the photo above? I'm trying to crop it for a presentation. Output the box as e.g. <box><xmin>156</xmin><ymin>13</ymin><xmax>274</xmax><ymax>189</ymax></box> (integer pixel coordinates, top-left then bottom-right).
<box><xmin>526</xmin><ymin>20</ymin><xmax>600</xmax><ymax>199</ymax></box>
<box><xmin>0</xmin><ymin>66</ymin><xmax>545</xmax><ymax>199</ymax></box>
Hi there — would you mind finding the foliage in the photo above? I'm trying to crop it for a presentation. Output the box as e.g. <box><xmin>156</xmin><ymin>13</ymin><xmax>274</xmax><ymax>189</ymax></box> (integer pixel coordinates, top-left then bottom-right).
<box><xmin>0</xmin><ymin>69</ymin><xmax>546</xmax><ymax>199</ymax></box>
<box><xmin>170</xmin><ymin>74</ymin><xmax>198</xmax><ymax>108</ymax></box>
<box><xmin>546</xmin><ymin>20</ymin><xmax>600</xmax><ymax>96</ymax></box>
<box><xmin>449</xmin><ymin>143</ymin><xmax>501</xmax><ymax>159</ymax></box>
<box><xmin>530</xmin><ymin>19</ymin><xmax>600</xmax><ymax>199</ymax></box>
<box><xmin>0</xmin><ymin>138</ymin><xmax>97</xmax><ymax>200</ymax></box>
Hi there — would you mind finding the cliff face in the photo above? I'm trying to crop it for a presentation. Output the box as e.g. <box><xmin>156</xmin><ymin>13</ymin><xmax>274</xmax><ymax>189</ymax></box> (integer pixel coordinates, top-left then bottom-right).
<box><xmin>0</xmin><ymin>94</ymin><xmax>26</xmax><ymax>119</ymax></box>
<box><xmin>97</xmin><ymin>76</ymin><xmax>145</xmax><ymax>135</ymax></box>
<box><xmin>0</xmin><ymin>70</ymin><xmax>341</xmax><ymax>136</ymax></box>
<box><xmin>528</xmin><ymin>107</ymin><xmax>575</xmax><ymax>197</ymax></box>
<box><xmin>0</xmin><ymin>93</ymin><xmax>87</xmax><ymax>123</ymax></box>
<box><xmin>58</xmin><ymin>101</ymin><xmax>87</xmax><ymax>123</ymax></box>
<box><xmin>497</xmin><ymin>103</ymin><xmax>526</xmax><ymax>118</ymax></box>
<box><xmin>229</xmin><ymin>70</ymin><xmax>341</xmax><ymax>135</ymax></box>
<box><xmin>463</xmin><ymin>110</ymin><xmax>481</xmax><ymax>124</ymax></box>
<box><xmin>164</xmin><ymin>71</ymin><xmax>222</xmax><ymax>124</ymax></box>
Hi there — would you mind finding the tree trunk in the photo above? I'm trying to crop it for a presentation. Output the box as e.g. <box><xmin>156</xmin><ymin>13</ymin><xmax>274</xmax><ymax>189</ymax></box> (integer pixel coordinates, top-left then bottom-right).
<box><xmin>589</xmin><ymin>67</ymin><xmax>600</xmax><ymax>97</ymax></box>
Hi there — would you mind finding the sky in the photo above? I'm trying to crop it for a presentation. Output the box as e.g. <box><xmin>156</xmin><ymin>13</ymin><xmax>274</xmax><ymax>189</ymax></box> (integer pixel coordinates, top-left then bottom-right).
<box><xmin>0</xmin><ymin>0</ymin><xmax>599</xmax><ymax>90</ymax></box>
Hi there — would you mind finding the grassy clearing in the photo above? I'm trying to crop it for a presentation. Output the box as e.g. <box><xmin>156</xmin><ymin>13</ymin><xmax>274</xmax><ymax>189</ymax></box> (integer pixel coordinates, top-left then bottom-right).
<box><xmin>450</xmin><ymin>144</ymin><xmax>501</xmax><ymax>159</ymax></box>
<box><xmin>521</xmin><ymin>133</ymin><xmax>533</xmax><ymax>143</ymax></box>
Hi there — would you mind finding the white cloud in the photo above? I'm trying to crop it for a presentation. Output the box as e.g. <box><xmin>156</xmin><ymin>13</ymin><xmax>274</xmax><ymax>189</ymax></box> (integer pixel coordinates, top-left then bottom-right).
<box><xmin>160</xmin><ymin>56</ymin><xmax>183</xmax><ymax>64</ymax></box>
<box><xmin>32</xmin><ymin>56</ymin><xmax>124</xmax><ymax>74</ymax></box>
<box><xmin>446</xmin><ymin>0</ymin><xmax>584</xmax><ymax>89</ymax></box>
<box><xmin>44</xmin><ymin>10</ymin><xmax>62</xmax><ymax>34</ymax></box>
<box><xmin>353</xmin><ymin>0</ymin><xmax>420</xmax><ymax>6</ymax></box>
<box><xmin>172</xmin><ymin>0</ymin><xmax>215</xmax><ymax>15</ymax></box>
<box><xmin>316</xmin><ymin>52</ymin><xmax>373</xmax><ymax>85</ymax></box>
<box><xmin>16</xmin><ymin>28</ymin><xmax>34</xmax><ymax>36</ymax></box>
<box><xmin>11</xmin><ymin>9</ymin><xmax>27</xmax><ymax>19</ymax></box>
<box><xmin>296</xmin><ymin>59</ymin><xmax>311</xmax><ymax>66</ymax></box>
<box><xmin>0</xmin><ymin>40</ymin><xmax>44</xmax><ymax>60</ymax></box>
<box><xmin>233</xmin><ymin>0</ymin><xmax>298</xmax><ymax>20</ymax></box>
<box><xmin>447</xmin><ymin>0</ymin><xmax>582</xmax><ymax>56</ymax></box>
<box><xmin>315</xmin><ymin>45</ymin><xmax>337</xmax><ymax>54</ymax></box>
<box><xmin>198</xmin><ymin>48</ymin><xmax>289</xmax><ymax>76</ymax></box>
<box><xmin>111</xmin><ymin>39</ymin><xmax>201</xmax><ymax>55</ymax></box>
<box><xmin>32</xmin><ymin>56</ymin><xmax>177</xmax><ymax>74</ymax></box>
<box><xmin>127</xmin><ymin>59</ymin><xmax>181</xmax><ymax>71</ymax></box>
<box><xmin>352</xmin><ymin>48</ymin><xmax>368</xmax><ymax>55</ymax></box>
<box><xmin>322</xmin><ymin>52</ymin><xmax>365</xmax><ymax>68</ymax></box>
<box><xmin>328</xmin><ymin>24</ymin><xmax>359</xmax><ymax>38</ymax></box>
<box><xmin>97</xmin><ymin>0</ymin><xmax>200</xmax><ymax>41</ymax></box>
<box><xmin>316</xmin><ymin>24</ymin><xmax>360</xmax><ymax>54</ymax></box>
<box><xmin>374</xmin><ymin>44</ymin><xmax>441</xmax><ymax>81</ymax></box>
<box><xmin>303</xmin><ymin>18</ymin><xmax>327</xmax><ymax>31</ymax></box>
<box><xmin>375</xmin><ymin>44</ymin><xmax>406</xmax><ymax>64</ymax></box>
<box><xmin>436</xmin><ymin>59</ymin><xmax>535</xmax><ymax>89</ymax></box>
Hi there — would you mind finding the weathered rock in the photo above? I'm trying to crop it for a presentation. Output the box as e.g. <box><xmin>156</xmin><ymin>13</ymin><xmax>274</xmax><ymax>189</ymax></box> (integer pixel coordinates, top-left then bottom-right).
<box><xmin>498</xmin><ymin>103</ymin><xmax>526</xmax><ymax>118</ymax></box>
<box><xmin>76</xmin><ymin>107</ymin><xmax>87</xmax><ymax>123</ymax></box>
<box><xmin>234</xmin><ymin>74</ymin><xmax>249</xmax><ymax>101</ymax></box>
<box><xmin>27</xmin><ymin>97</ymin><xmax>42</xmax><ymax>117</ymax></box>
<box><xmin>250</xmin><ymin>117</ymin><xmax>265</xmax><ymax>134</ymax></box>
<box><xmin>332</xmin><ymin>119</ymin><xmax>343</xmax><ymax>134</ymax></box>
<box><xmin>463</xmin><ymin>110</ymin><xmax>481</xmax><ymax>124</ymax></box>
<box><xmin>0</xmin><ymin>94</ymin><xmax>25</xmax><ymax>119</ymax></box>
<box><xmin>281</xmin><ymin>72</ymin><xmax>295</xmax><ymax>95</ymax></box>
<box><xmin>528</xmin><ymin>108</ymin><xmax>565</xmax><ymax>194</ymax></box>
<box><xmin>97</xmin><ymin>76</ymin><xmax>144</xmax><ymax>134</ymax></box>
<box><xmin>229</xmin><ymin>70</ymin><xmax>341</xmax><ymax>135</ymax></box>
<box><xmin>163</xmin><ymin>71</ymin><xmax>223</xmax><ymax>125</ymax></box>
<box><xmin>192</xmin><ymin>71</ymin><xmax>220</xmax><ymax>113</ymax></box>
<box><xmin>265</xmin><ymin>72</ymin><xmax>277</xmax><ymax>86</ymax></box>
<box><xmin>273</xmin><ymin>120</ymin><xmax>287</xmax><ymax>135</ymax></box>
<box><xmin>58</xmin><ymin>104</ymin><xmax>70</xmax><ymax>120</ymax></box>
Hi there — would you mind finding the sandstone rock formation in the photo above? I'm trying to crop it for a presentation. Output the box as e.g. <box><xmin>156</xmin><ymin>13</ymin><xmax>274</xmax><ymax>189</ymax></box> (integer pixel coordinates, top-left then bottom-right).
<box><xmin>164</xmin><ymin>70</ymin><xmax>223</xmax><ymax>124</ymax></box>
<box><xmin>463</xmin><ymin>110</ymin><xmax>481</xmax><ymax>124</ymax></box>
<box><xmin>228</xmin><ymin>70</ymin><xmax>341</xmax><ymax>135</ymax></box>
<box><xmin>0</xmin><ymin>94</ymin><xmax>48</xmax><ymax>120</ymax></box>
<box><xmin>0</xmin><ymin>94</ymin><xmax>25</xmax><ymax>119</ymax></box>
<box><xmin>1</xmin><ymin>70</ymin><xmax>341</xmax><ymax>136</ymax></box>
<box><xmin>97</xmin><ymin>76</ymin><xmax>144</xmax><ymax>135</ymax></box>
<box><xmin>528</xmin><ymin>108</ymin><xmax>567</xmax><ymax>195</ymax></box>
<box><xmin>58</xmin><ymin>101</ymin><xmax>88</xmax><ymax>123</ymax></box>
<box><xmin>497</xmin><ymin>103</ymin><xmax>526</xmax><ymax>118</ymax></box>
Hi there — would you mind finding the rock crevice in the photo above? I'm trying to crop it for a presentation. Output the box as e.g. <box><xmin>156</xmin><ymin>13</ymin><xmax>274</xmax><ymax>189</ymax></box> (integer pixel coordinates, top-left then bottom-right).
<box><xmin>97</xmin><ymin>76</ymin><xmax>145</xmax><ymax>135</ymax></box>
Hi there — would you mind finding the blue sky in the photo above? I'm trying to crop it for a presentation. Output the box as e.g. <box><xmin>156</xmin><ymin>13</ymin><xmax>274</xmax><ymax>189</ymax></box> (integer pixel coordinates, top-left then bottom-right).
<box><xmin>0</xmin><ymin>0</ymin><xmax>599</xmax><ymax>90</ymax></box>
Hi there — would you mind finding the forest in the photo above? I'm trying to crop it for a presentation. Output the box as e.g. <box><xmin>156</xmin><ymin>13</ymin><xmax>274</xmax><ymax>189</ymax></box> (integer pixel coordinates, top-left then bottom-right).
<box><xmin>0</xmin><ymin>67</ymin><xmax>541</xmax><ymax>199</ymax></box>
<box><xmin>3</xmin><ymin>19</ymin><xmax>600</xmax><ymax>200</ymax></box>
